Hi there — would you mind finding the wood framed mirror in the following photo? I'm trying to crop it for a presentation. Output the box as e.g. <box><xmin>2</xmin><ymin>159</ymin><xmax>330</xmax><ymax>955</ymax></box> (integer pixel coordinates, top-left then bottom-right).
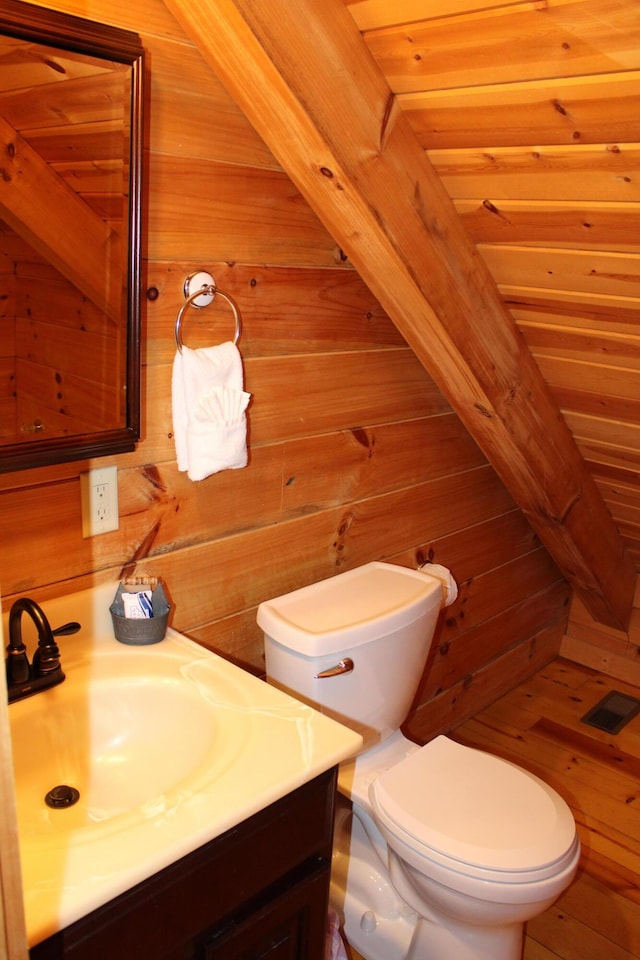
<box><xmin>0</xmin><ymin>0</ymin><xmax>143</xmax><ymax>472</ymax></box>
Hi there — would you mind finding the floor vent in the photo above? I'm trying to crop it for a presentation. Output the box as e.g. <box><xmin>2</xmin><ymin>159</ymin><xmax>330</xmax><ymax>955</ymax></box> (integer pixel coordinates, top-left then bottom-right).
<box><xmin>581</xmin><ymin>690</ymin><xmax>640</xmax><ymax>734</ymax></box>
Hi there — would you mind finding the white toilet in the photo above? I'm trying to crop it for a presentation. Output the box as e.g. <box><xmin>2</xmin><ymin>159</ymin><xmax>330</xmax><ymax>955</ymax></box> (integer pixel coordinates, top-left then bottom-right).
<box><xmin>257</xmin><ymin>561</ymin><xmax>580</xmax><ymax>960</ymax></box>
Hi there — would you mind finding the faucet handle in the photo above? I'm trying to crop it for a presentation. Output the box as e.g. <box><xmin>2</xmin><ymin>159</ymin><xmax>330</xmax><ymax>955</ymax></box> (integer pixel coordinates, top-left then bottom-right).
<box><xmin>52</xmin><ymin>621</ymin><xmax>81</xmax><ymax>637</ymax></box>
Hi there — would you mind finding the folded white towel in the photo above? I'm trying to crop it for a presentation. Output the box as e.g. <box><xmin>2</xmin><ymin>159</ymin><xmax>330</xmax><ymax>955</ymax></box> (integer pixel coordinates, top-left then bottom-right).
<box><xmin>172</xmin><ymin>342</ymin><xmax>251</xmax><ymax>481</ymax></box>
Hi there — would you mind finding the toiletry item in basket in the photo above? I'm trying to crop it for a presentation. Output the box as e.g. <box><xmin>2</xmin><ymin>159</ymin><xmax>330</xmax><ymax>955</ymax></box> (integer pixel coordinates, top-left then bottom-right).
<box><xmin>122</xmin><ymin>590</ymin><xmax>153</xmax><ymax>619</ymax></box>
<box><xmin>110</xmin><ymin>577</ymin><xmax>170</xmax><ymax>645</ymax></box>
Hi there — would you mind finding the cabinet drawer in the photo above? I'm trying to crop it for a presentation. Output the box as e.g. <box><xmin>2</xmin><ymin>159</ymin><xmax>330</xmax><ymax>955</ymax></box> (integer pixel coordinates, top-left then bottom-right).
<box><xmin>203</xmin><ymin>863</ymin><xmax>330</xmax><ymax>960</ymax></box>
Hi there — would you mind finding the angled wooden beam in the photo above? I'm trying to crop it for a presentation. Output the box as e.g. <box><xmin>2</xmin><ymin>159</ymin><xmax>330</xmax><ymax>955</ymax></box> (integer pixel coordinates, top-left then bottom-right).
<box><xmin>0</xmin><ymin>114</ymin><xmax>120</xmax><ymax>320</ymax></box>
<box><xmin>163</xmin><ymin>0</ymin><xmax>636</xmax><ymax>629</ymax></box>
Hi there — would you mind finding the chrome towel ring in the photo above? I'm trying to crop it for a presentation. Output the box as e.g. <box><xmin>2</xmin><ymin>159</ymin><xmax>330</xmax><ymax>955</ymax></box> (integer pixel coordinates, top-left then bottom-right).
<box><xmin>174</xmin><ymin>272</ymin><xmax>242</xmax><ymax>353</ymax></box>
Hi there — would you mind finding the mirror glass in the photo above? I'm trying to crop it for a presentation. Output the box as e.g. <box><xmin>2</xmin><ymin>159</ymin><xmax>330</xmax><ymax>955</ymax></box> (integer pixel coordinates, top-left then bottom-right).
<box><xmin>0</xmin><ymin>0</ymin><xmax>143</xmax><ymax>472</ymax></box>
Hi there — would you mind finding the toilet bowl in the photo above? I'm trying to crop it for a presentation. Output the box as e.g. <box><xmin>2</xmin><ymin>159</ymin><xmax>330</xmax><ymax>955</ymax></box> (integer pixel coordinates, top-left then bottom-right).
<box><xmin>257</xmin><ymin>562</ymin><xmax>580</xmax><ymax>960</ymax></box>
<box><xmin>369</xmin><ymin>734</ymin><xmax>580</xmax><ymax>959</ymax></box>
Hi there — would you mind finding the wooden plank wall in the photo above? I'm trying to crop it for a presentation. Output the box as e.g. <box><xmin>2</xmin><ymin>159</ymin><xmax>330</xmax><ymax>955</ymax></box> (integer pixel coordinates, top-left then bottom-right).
<box><xmin>562</xmin><ymin>579</ymin><xmax>640</xmax><ymax>688</ymax></box>
<box><xmin>0</xmin><ymin>0</ymin><xmax>571</xmax><ymax>736</ymax></box>
<box><xmin>0</xmin><ymin>231</ymin><xmax>119</xmax><ymax>441</ymax></box>
<box><xmin>0</xmin><ymin>233</ymin><xmax>16</xmax><ymax>441</ymax></box>
<box><xmin>15</xmin><ymin>261</ymin><xmax>121</xmax><ymax>438</ymax></box>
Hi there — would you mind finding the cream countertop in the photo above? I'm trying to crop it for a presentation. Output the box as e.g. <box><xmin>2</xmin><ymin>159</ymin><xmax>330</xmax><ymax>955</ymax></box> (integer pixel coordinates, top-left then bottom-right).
<box><xmin>5</xmin><ymin>582</ymin><xmax>362</xmax><ymax>947</ymax></box>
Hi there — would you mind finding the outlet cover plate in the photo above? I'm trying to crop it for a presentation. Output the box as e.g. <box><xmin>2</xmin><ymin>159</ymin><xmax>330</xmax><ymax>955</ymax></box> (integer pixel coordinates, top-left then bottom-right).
<box><xmin>80</xmin><ymin>466</ymin><xmax>119</xmax><ymax>538</ymax></box>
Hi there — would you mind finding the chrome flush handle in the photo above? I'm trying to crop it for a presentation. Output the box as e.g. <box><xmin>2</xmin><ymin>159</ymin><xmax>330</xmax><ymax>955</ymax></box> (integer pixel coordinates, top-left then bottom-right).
<box><xmin>314</xmin><ymin>658</ymin><xmax>354</xmax><ymax>679</ymax></box>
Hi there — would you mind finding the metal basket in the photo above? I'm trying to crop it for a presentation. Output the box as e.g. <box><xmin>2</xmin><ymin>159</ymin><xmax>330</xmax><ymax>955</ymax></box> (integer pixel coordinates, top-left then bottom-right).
<box><xmin>109</xmin><ymin>582</ymin><xmax>170</xmax><ymax>645</ymax></box>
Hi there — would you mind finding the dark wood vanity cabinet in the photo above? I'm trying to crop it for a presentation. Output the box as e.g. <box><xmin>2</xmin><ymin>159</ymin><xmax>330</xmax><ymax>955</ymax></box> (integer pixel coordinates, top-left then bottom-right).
<box><xmin>30</xmin><ymin>769</ymin><xmax>337</xmax><ymax>960</ymax></box>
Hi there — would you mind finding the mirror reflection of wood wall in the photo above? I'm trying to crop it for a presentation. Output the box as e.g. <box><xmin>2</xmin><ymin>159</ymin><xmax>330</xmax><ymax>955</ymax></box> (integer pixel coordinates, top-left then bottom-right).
<box><xmin>0</xmin><ymin>37</ymin><xmax>129</xmax><ymax>443</ymax></box>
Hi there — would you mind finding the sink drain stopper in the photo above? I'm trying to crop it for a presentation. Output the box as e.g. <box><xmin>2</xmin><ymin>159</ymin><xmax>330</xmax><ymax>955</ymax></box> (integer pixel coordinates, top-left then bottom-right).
<box><xmin>45</xmin><ymin>784</ymin><xmax>80</xmax><ymax>808</ymax></box>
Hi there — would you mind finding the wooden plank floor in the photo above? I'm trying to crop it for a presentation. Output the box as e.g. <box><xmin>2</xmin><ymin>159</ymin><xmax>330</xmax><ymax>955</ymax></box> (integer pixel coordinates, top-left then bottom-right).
<box><xmin>344</xmin><ymin>657</ymin><xmax>640</xmax><ymax>960</ymax></box>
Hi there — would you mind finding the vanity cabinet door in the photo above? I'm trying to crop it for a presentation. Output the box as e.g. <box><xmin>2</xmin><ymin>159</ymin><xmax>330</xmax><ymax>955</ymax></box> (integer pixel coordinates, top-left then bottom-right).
<box><xmin>203</xmin><ymin>864</ymin><xmax>330</xmax><ymax>960</ymax></box>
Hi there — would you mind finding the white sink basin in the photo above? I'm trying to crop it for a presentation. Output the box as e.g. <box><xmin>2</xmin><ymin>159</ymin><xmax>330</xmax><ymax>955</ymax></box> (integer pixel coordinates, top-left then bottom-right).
<box><xmin>10</xmin><ymin>651</ymin><xmax>248</xmax><ymax>835</ymax></box>
<box><xmin>5</xmin><ymin>582</ymin><xmax>362</xmax><ymax>948</ymax></box>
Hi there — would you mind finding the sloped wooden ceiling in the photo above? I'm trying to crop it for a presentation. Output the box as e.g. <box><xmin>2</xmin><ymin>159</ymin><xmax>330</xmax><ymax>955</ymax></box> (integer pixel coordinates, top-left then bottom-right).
<box><xmin>163</xmin><ymin>0</ymin><xmax>637</xmax><ymax>631</ymax></box>
<box><xmin>350</xmin><ymin>0</ymin><xmax>640</xmax><ymax>572</ymax></box>
<box><xmin>0</xmin><ymin>112</ymin><xmax>120</xmax><ymax>318</ymax></box>
<box><xmin>0</xmin><ymin>39</ymin><xmax>127</xmax><ymax>317</ymax></box>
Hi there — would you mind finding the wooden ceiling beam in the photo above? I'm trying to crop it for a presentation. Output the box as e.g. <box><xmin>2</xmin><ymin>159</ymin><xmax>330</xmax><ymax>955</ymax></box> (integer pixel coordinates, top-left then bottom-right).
<box><xmin>0</xmin><ymin>114</ymin><xmax>120</xmax><ymax>320</ymax></box>
<box><xmin>163</xmin><ymin>0</ymin><xmax>636</xmax><ymax>630</ymax></box>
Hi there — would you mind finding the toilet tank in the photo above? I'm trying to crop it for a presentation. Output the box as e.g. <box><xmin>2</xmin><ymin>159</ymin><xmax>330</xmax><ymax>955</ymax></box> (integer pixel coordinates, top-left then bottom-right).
<box><xmin>258</xmin><ymin>562</ymin><xmax>443</xmax><ymax>746</ymax></box>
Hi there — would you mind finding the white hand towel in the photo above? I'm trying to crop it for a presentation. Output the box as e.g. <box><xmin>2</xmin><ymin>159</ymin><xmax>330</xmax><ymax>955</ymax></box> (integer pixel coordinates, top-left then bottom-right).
<box><xmin>172</xmin><ymin>341</ymin><xmax>251</xmax><ymax>481</ymax></box>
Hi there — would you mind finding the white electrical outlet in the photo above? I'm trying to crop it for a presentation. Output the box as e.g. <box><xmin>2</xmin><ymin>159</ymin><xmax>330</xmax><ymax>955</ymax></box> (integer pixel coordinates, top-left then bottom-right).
<box><xmin>80</xmin><ymin>466</ymin><xmax>119</xmax><ymax>538</ymax></box>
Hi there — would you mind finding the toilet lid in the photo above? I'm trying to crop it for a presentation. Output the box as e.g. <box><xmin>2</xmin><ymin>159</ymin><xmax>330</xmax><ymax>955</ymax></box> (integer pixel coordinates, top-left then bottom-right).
<box><xmin>371</xmin><ymin>736</ymin><xmax>576</xmax><ymax>874</ymax></box>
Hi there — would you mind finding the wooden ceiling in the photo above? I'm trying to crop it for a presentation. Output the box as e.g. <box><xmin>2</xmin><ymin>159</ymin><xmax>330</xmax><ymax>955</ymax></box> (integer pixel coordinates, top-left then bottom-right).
<box><xmin>349</xmin><ymin>0</ymin><xmax>640</xmax><ymax>567</ymax></box>
<box><xmin>0</xmin><ymin>36</ymin><xmax>127</xmax><ymax>316</ymax></box>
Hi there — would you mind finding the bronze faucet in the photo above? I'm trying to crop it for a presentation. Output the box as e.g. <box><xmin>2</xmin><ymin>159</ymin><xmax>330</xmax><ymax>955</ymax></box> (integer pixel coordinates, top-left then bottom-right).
<box><xmin>5</xmin><ymin>598</ymin><xmax>79</xmax><ymax>703</ymax></box>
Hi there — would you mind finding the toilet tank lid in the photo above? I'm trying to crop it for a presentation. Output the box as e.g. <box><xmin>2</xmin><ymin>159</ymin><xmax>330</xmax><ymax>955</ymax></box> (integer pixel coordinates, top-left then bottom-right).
<box><xmin>257</xmin><ymin>562</ymin><xmax>442</xmax><ymax>655</ymax></box>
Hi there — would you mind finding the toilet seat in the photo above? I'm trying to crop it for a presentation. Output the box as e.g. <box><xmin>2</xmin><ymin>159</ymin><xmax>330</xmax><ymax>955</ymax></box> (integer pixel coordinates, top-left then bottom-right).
<box><xmin>370</xmin><ymin>736</ymin><xmax>578</xmax><ymax>885</ymax></box>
